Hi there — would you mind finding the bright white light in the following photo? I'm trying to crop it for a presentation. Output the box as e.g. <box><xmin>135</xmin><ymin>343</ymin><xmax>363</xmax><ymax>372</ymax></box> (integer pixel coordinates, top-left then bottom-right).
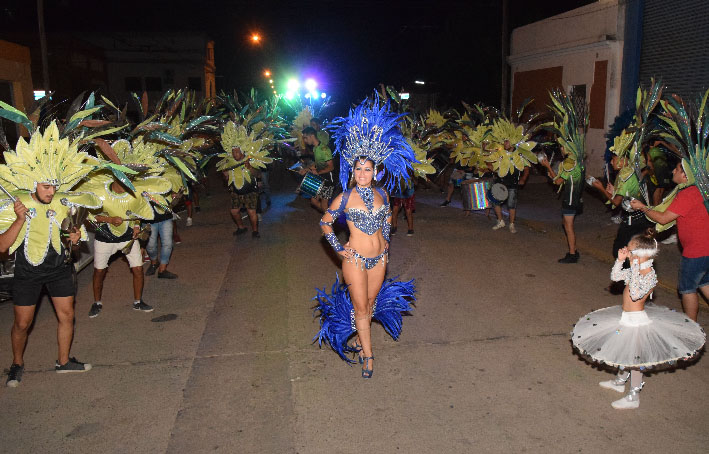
<box><xmin>33</xmin><ymin>90</ymin><xmax>46</xmax><ymax>100</ymax></box>
<box><xmin>400</xmin><ymin>92</ymin><xmax>410</xmax><ymax>99</ymax></box>
<box><xmin>285</xmin><ymin>91</ymin><xmax>295</xmax><ymax>100</ymax></box>
<box><xmin>320</xmin><ymin>92</ymin><xmax>327</xmax><ymax>99</ymax></box>
<box><xmin>414</xmin><ymin>80</ymin><xmax>425</xmax><ymax>85</ymax></box>
<box><xmin>305</xmin><ymin>93</ymin><xmax>311</xmax><ymax>99</ymax></box>
<box><xmin>287</xmin><ymin>79</ymin><xmax>300</xmax><ymax>91</ymax></box>
<box><xmin>304</xmin><ymin>78</ymin><xmax>317</xmax><ymax>92</ymax></box>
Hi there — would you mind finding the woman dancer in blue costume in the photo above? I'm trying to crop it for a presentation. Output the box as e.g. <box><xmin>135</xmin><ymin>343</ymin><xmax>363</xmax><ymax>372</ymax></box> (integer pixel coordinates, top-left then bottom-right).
<box><xmin>314</xmin><ymin>96</ymin><xmax>416</xmax><ymax>379</ymax></box>
<box><xmin>320</xmin><ymin>158</ymin><xmax>391</xmax><ymax>378</ymax></box>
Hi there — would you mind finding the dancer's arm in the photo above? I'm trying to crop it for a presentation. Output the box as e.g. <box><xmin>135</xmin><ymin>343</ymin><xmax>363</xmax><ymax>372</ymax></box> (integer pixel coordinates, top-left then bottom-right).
<box><xmin>320</xmin><ymin>192</ymin><xmax>348</xmax><ymax>256</ymax></box>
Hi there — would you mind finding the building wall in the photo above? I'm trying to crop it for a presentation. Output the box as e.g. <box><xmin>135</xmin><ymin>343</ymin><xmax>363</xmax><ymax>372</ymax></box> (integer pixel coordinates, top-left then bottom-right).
<box><xmin>508</xmin><ymin>0</ymin><xmax>625</xmax><ymax>176</ymax></box>
<box><xmin>86</xmin><ymin>33</ymin><xmax>213</xmax><ymax>111</ymax></box>
<box><xmin>0</xmin><ymin>39</ymin><xmax>34</xmax><ymax>138</ymax></box>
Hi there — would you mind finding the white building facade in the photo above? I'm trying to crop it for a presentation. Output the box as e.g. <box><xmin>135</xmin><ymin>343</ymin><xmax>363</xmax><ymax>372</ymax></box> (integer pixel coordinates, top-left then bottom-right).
<box><xmin>508</xmin><ymin>0</ymin><xmax>627</xmax><ymax>176</ymax></box>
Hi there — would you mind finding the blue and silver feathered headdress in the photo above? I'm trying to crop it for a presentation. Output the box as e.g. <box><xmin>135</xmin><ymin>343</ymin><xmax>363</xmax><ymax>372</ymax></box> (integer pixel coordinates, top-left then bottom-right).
<box><xmin>329</xmin><ymin>96</ymin><xmax>416</xmax><ymax>192</ymax></box>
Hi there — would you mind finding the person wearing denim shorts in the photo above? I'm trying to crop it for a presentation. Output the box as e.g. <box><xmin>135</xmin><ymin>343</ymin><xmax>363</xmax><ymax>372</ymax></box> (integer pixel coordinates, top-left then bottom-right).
<box><xmin>631</xmin><ymin>162</ymin><xmax>709</xmax><ymax>321</ymax></box>
<box><xmin>491</xmin><ymin>164</ymin><xmax>529</xmax><ymax>233</ymax></box>
<box><xmin>145</xmin><ymin>208</ymin><xmax>177</xmax><ymax>279</ymax></box>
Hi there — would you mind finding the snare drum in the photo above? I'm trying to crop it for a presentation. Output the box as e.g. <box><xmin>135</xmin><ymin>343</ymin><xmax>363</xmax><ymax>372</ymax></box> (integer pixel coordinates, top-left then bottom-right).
<box><xmin>461</xmin><ymin>179</ymin><xmax>491</xmax><ymax>210</ymax></box>
<box><xmin>487</xmin><ymin>183</ymin><xmax>509</xmax><ymax>205</ymax></box>
<box><xmin>298</xmin><ymin>173</ymin><xmax>324</xmax><ymax>198</ymax></box>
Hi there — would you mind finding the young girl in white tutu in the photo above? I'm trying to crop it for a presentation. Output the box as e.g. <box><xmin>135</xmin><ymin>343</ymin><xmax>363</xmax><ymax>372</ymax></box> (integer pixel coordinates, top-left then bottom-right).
<box><xmin>572</xmin><ymin>229</ymin><xmax>705</xmax><ymax>409</ymax></box>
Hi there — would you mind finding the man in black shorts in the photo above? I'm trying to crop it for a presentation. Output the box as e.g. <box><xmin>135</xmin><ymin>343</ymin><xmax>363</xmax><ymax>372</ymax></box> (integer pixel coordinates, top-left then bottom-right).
<box><xmin>2</xmin><ymin>185</ymin><xmax>91</xmax><ymax>387</ymax></box>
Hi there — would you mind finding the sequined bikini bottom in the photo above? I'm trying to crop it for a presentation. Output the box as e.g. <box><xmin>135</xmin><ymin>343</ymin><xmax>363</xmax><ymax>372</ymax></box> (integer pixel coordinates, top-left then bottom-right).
<box><xmin>346</xmin><ymin>248</ymin><xmax>389</xmax><ymax>270</ymax></box>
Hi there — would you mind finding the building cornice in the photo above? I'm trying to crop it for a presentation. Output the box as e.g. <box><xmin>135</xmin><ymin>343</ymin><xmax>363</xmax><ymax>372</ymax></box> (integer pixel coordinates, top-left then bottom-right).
<box><xmin>508</xmin><ymin>39</ymin><xmax>620</xmax><ymax>66</ymax></box>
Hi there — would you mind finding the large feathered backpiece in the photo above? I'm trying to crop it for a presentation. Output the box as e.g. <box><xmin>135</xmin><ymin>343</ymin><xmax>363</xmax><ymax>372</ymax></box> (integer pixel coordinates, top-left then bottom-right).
<box><xmin>658</xmin><ymin>88</ymin><xmax>709</xmax><ymax>214</ymax></box>
<box><xmin>329</xmin><ymin>95</ymin><xmax>416</xmax><ymax>192</ymax></box>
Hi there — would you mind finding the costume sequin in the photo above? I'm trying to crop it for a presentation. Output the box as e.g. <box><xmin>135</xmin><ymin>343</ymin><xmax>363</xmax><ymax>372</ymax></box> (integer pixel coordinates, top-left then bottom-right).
<box><xmin>611</xmin><ymin>259</ymin><xmax>658</xmax><ymax>301</ymax></box>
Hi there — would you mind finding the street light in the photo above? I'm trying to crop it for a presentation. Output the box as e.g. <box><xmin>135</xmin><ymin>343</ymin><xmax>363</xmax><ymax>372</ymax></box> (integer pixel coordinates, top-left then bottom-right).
<box><xmin>251</xmin><ymin>33</ymin><xmax>261</xmax><ymax>44</ymax></box>
<box><xmin>263</xmin><ymin>70</ymin><xmax>271</xmax><ymax>77</ymax></box>
<box><xmin>414</xmin><ymin>80</ymin><xmax>425</xmax><ymax>85</ymax></box>
<box><xmin>287</xmin><ymin>79</ymin><xmax>300</xmax><ymax>91</ymax></box>
<box><xmin>304</xmin><ymin>78</ymin><xmax>317</xmax><ymax>92</ymax></box>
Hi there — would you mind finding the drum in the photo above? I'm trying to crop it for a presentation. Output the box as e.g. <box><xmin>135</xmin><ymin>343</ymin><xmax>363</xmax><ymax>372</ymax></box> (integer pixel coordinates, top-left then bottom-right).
<box><xmin>298</xmin><ymin>173</ymin><xmax>324</xmax><ymax>198</ymax></box>
<box><xmin>462</xmin><ymin>179</ymin><xmax>491</xmax><ymax>210</ymax></box>
<box><xmin>487</xmin><ymin>183</ymin><xmax>509</xmax><ymax>204</ymax></box>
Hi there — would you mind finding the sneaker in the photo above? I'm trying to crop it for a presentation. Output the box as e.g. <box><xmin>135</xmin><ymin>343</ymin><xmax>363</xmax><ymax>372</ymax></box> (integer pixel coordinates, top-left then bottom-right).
<box><xmin>186</xmin><ymin>217</ymin><xmax>193</xmax><ymax>227</ymax></box>
<box><xmin>174</xmin><ymin>234</ymin><xmax>182</xmax><ymax>245</ymax></box>
<box><xmin>661</xmin><ymin>233</ymin><xmax>677</xmax><ymax>244</ymax></box>
<box><xmin>558</xmin><ymin>252</ymin><xmax>579</xmax><ymax>263</ymax></box>
<box><xmin>611</xmin><ymin>393</ymin><xmax>640</xmax><ymax>409</ymax></box>
<box><xmin>195</xmin><ymin>206</ymin><xmax>201</xmax><ymax>213</ymax></box>
<box><xmin>492</xmin><ymin>219</ymin><xmax>505</xmax><ymax>230</ymax></box>
<box><xmin>145</xmin><ymin>263</ymin><xmax>158</xmax><ymax>276</ymax></box>
<box><xmin>133</xmin><ymin>300</ymin><xmax>154</xmax><ymax>312</ymax></box>
<box><xmin>252</xmin><ymin>231</ymin><xmax>260</xmax><ymax>239</ymax></box>
<box><xmin>88</xmin><ymin>302</ymin><xmax>102</xmax><ymax>318</ymax></box>
<box><xmin>390</xmin><ymin>227</ymin><xmax>397</xmax><ymax>235</ymax></box>
<box><xmin>234</xmin><ymin>227</ymin><xmax>248</xmax><ymax>236</ymax></box>
<box><xmin>599</xmin><ymin>380</ymin><xmax>627</xmax><ymax>393</ymax></box>
<box><xmin>407</xmin><ymin>230</ymin><xmax>414</xmax><ymax>236</ymax></box>
<box><xmin>157</xmin><ymin>270</ymin><xmax>178</xmax><ymax>279</ymax></box>
<box><xmin>6</xmin><ymin>364</ymin><xmax>23</xmax><ymax>387</ymax></box>
<box><xmin>439</xmin><ymin>200</ymin><xmax>450</xmax><ymax>207</ymax></box>
<box><xmin>509</xmin><ymin>223</ymin><xmax>517</xmax><ymax>234</ymax></box>
<box><xmin>611</xmin><ymin>214</ymin><xmax>622</xmax><ymax>224</ymax></box>
<box><xmin>142</xmin><ymin>253</ymin><xmax>151</xmax><ymax>263</ymax></box>
<box><xmin>257</xmin><ymin>213</ymin><xmax>262</xmax><ymax>222</ymax></box>
<box><xmin>55</xmin><ymin>357</ymin><xmax>92</xmax><ymax>373</ymax></box>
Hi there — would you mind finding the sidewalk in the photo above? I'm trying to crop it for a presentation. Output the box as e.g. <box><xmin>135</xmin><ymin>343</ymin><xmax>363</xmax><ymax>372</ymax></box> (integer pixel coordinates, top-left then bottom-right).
<box><xmin>418</xmin><ymin>173</ymin><xmax>688</xmax><ymax>297</ymax></box>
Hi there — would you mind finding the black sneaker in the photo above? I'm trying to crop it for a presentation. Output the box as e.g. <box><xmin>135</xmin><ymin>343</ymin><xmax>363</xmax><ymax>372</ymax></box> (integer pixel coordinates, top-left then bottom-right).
<box><xmin>439</xmin><ymin>200</ymin><xmax>450</xmax><ymax>207</ymax></box>
<box><xmin>6</xmin><ymin>364</ymin><xmax>23</xmax><ymax>387</ymax></box>
<box><xmin>558</xmin><ymin>252</ymin><xmax>580</xmax><ymax>263</ymax></box>
<box><xmin>407</xmin><ymin>230</ymin><xmax>414</xmax><ymax>236</ymax></box>
<box><xmin>157</xmin><ymin>270</ymin><xmax>178</xmax><ymax>279</ymax></box>
<box><xmin>88</xmin><ymin>302</ymin><xmax>102</xmax><ymax>318</ymax></box>
<box><xmin>195</xmin><ymin>206</ymin><xmax>201</xmax><ymax>213</ymax></box>
<box><xmin>55</xmin><ymin>357</ymin><xmax>92</xmax><ymax>373</ymax></box>
<box><xmin>233</xmin><ymin>227</ymin><xmax>248</xmax><ymax>236</ymax></box>
<box><xmin>145</xmin><ymin>263</ymin><xmax>158</xmax><ymax>276</ymax></box>
<box><xmin>252</xmin><ymin>231</ymin><xmax>260</xmax><ymax>239</ymax></box>
<box><xmin>391</xmin><ymin>227</ymin><xmax>397</xmax><ymax>235</ymax></box>
<box><xmin>133</xmin><ymin>300</ymin><xmax>154</xmax><ymax>312</ymax></box>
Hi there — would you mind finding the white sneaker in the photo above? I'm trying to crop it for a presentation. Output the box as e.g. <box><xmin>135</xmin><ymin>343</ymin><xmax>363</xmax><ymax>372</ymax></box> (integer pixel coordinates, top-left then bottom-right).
<box><xmin>509</xmin><ymin>223</ymin><xmax>517</xmax><ymax>233</ymax></box>
<box><xmin>611</xmin><ymin>393</ymin><xmax>640</xmax><ymax>409</ymax></box>
<box><xmin>492</xmin><ymin>220</ymin><xmax>505</xmax><ymax>230</ymax></box>
<box><xmin>599</xmin><ymin>371</ymin><xmax>629</xmax><ymax>393</ymax></box>
<box><xmin>611</xmin><ymin>214</ymin><xmax>622</xmax><ymax>224</ymax></box>
<box><xmin>186</xmin><ymin>217</ymin><xmax>193</xmax><ymax>227</ymax></box>
<box><xmin>599</xmin><ymin>380</ymin><xmax>626</xmax><ymax>393</ymax></box>
<box><xmin>661</xmin><ymin>233</ymin><xmax>677</xmax><ymax>244</ymax></box>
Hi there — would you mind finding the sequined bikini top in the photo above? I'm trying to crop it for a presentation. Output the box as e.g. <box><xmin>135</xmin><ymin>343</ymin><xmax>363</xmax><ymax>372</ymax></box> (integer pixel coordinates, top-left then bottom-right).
<box><xmin>346</xmin><ymin>204</ymin><xmax>389</xmax><ymax>235</ymax></box>
<box><xmin>327</xmin><ymin>187</ymin><xmax>390</xmax><ymax>236</ymax></box>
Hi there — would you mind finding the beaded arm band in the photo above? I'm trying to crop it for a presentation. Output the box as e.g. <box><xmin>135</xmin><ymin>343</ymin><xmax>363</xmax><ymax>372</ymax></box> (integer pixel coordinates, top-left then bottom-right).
<box><xmin>320</xmin><ymin>194</ymin><xmax>347</xmax><ymax>253</ymax></box>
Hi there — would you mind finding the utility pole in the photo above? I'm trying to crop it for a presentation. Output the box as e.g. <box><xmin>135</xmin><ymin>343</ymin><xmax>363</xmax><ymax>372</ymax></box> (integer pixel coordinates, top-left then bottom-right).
<box><xmin>37</xmin><ymin>0</ymin><xmax>50</xmax><ymax>93</ymax></box>
<box><xmin>500</xmin><ymin>0</ymin><xmax>509</xmax><ymax>115</ymax></box>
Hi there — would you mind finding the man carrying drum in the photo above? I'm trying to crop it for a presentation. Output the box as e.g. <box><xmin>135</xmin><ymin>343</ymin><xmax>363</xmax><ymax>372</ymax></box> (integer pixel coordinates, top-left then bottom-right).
<box><xmin>300</xmin><ymin>126</ymin><xmax>335</xmax><ymax>213</ymax></box>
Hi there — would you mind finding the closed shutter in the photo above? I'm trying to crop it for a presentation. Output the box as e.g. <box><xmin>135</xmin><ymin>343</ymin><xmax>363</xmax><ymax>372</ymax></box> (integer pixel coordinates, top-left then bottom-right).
<box><xmin>639</xmin><ymin>0</ymin><xmax>709</xmax><ymax>100</ymax></box>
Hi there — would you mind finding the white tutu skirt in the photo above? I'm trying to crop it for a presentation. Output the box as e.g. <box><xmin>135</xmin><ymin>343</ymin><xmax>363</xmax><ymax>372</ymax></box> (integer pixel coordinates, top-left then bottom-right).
<box><xmin>571</xmin><ymin>304</ymin><xmax>706</xmax><ymax>369</ymax></box>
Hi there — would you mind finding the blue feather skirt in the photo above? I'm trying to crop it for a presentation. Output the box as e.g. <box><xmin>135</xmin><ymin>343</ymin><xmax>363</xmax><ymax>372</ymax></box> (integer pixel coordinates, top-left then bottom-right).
<box><xmin>313</xmin><ymin>274</ymin><xmax>416</xmax><ymax>363</ymax></box>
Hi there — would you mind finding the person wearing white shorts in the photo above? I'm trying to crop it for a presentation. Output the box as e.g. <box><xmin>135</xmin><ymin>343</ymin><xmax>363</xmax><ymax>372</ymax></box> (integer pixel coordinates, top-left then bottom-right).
<box><xmin>90</xmin><ymin>215</ymin><xmax>154</xmax><ymax>318</ymax></box>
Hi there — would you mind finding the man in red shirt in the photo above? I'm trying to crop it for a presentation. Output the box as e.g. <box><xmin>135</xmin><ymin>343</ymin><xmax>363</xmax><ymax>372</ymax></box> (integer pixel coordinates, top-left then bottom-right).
<box><xmin>631</xmin><ymin>162</ymin><xmax>709</xmax><ymax>321</ymax></box>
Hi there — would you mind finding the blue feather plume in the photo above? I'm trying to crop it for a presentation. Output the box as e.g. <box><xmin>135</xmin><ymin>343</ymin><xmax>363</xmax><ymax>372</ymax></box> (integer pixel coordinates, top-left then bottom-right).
<box><xmin>312</xmin><ymin>274</ymin><xmax>357</xmax><ymax>363</ymax></box>
<box><xmin>312</xmin><ymin>274</ymin><xmax>417</xmax><ymax>363</ymax></box>
<box><xmin>328</xmin><ymin>95</ymin><xmax>416</xmax><ymax>192</ymax></box>
<box><xmin>372</xmin><ymin>277</ymin><xmax>416</xmax><ymax>340</ymax></box>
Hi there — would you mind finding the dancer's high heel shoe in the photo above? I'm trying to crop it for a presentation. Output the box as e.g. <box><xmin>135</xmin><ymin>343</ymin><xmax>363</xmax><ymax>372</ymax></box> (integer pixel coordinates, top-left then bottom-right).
<box><xmin>362</xmin><ymin>356</ymin><xmax>374</xmax><ymax>379</ymax></box>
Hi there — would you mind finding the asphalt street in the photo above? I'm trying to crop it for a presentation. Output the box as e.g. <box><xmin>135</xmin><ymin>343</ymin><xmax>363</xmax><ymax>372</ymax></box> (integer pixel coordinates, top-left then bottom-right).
<box><xmin>0</xmin><ymin>168</ymin><xmax>707</xmax><ymax>453</ymax></box>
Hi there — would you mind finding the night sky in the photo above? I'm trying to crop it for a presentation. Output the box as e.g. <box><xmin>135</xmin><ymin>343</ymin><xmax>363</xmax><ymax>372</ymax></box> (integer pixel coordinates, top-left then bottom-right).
<box><xmin>1</xmin><ymin>0</ymin><xmax>594</xmax><ymax>116</ymax></box>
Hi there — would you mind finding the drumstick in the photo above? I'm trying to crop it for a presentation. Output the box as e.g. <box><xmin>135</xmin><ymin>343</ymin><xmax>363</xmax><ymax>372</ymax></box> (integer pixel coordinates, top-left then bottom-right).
<box><xmin>0</xmin><ymin>181</ymin><xmax>35</xmax><ymax>218</ymax></box>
